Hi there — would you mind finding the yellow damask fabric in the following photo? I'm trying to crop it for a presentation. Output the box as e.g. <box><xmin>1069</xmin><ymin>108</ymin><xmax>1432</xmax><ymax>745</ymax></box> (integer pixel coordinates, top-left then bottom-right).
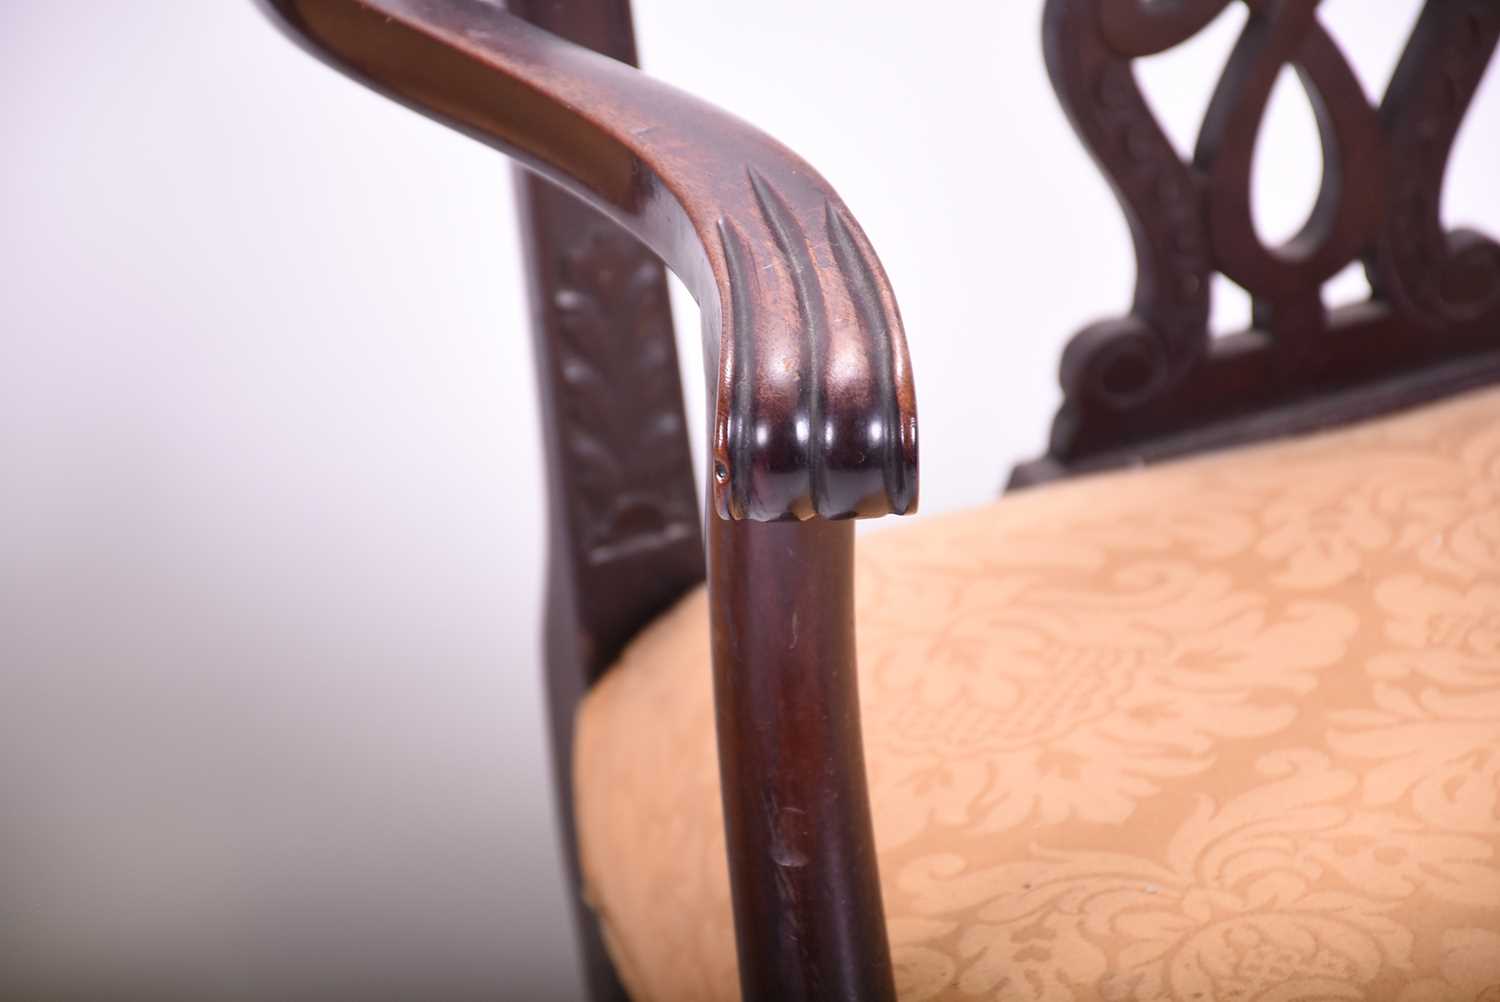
<box><xmin>574</xmin><ymin>387</ymin><xmax>1500</xmax><ymax>1001</ymax></box>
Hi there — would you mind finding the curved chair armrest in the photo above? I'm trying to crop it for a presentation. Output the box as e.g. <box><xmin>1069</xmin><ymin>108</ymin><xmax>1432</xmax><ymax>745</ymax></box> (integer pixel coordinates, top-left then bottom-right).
<box><xmin>258</xmin><ymin>0</ymin><xmax>918</xmax><ymax>522</ymax></box>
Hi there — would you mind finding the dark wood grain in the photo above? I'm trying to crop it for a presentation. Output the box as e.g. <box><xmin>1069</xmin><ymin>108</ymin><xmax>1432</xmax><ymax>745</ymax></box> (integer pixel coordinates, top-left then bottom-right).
<box><xmin>253</xmin><ymin>2</ymin><xmax>911</xmax><ymax>999</ymax></box>
<box><xmin>709</xmin><ymin>517</ymin><xmax>896</xmax><ymax>1002</ymax></box>
<box><xmin>251</xmin><ymin>1</ymin><xmax>1500</xmax><ymax>997</ymax></box>
<box><xmin>1014</xmin><ymin>0</ymin><xmax>1500</xmax><ymax>487</ymax></box>
<box><xmin>257</xmin><ymin>0</ymin><xmax>918</xmax><ymax>523</ymax></box>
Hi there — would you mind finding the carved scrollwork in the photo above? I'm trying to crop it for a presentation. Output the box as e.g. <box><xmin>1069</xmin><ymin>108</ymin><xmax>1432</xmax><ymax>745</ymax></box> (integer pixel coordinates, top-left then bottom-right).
<box><xmin>1023</xmin><ymin>0</ymin><xmax>1500</xmax><ymax>482</ymax></box>
<box><xmin>1196</xmin><ymin>0</ymin><xmax>1385</xmax><ymax>310</ymax></box>
<box><xmin>1098</xmin><ymin>0</ymin><xmax>1230</xmax><ymax>58</ymax></box>
<box><xmin>1371</xmin><ymin>1</ymin><xmax>1500</xmax><ymax>327</ymax></box>
<box><xmin>1045</xmin><ymin>0</ymin><xmax>1213</xmax><ymax>410</ymax></box>
<box><xmin>553</xmin><ymin>222</ymin><xmax>698</xmax><ymax>565</ymax></box>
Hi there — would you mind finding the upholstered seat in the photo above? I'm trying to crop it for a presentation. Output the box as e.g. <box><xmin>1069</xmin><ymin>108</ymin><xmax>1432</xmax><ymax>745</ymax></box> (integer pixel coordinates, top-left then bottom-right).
<box><xmin>575</xmin><ymin>387</ymin><xmax>1500</xmax><ymax>1002</ymax></box>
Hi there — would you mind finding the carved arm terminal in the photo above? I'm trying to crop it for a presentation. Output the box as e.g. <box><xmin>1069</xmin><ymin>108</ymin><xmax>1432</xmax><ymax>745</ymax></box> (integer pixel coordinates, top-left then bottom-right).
<box><xmin>251</xmin><ymin>0</ymin><xmax>1500</xmax><ymax>999</ymax></box>
<box><xmin>258</xmin><ymin>1</ymin><xmax>916</xmax><ymax>999</ymax></box>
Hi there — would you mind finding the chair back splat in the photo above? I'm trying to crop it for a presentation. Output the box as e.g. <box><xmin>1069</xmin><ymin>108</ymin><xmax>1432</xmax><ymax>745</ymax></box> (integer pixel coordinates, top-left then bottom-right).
<box><xmin>1013</xmin><ymin>0</ymin><xmax>1500</xmax><ymax>487</ymax></box>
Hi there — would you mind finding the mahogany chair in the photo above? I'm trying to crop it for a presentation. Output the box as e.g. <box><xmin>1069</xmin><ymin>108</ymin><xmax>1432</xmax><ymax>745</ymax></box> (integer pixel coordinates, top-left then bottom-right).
<box><xmin>257</xmin><ymin>1</ymin><xmax>1500</xmax><ymax>999</ymax></box>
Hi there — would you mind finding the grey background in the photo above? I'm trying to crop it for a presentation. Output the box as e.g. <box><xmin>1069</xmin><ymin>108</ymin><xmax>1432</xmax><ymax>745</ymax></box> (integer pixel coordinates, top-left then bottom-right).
<box><xmin>2</xmin><ymin>1</ymin><xmax>1496</xmax><ymax>998</ymax></box>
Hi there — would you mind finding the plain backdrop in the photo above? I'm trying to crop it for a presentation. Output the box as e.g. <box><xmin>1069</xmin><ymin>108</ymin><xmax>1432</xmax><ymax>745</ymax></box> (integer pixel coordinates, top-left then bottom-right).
<box><xmin>2</xmin><ymin>1</ymin><xmax>1496</xmax><ymax>998</ymax></box>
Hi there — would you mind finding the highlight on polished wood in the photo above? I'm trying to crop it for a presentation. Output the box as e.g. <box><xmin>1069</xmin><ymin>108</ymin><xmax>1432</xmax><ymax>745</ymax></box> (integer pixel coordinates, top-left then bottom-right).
<box><xmin>250</xmin><ymin>1</ymin><xmax>1500</xmax><ymax>999</ymax></box>
<box><xmin>258</xmin><ymin>0</ymin><xmax>917</xmax><ymax>524</ymax></box>
<box><xmin>254</xmin><ymin>1</ymin><xmax>911</xmax><ymax>999</ymax></box>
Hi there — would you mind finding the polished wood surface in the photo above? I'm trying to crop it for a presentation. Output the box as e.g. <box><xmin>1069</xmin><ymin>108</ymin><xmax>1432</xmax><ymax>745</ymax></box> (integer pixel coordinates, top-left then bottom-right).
<box><xmin>1013</xmin><ymin>0</ymin><xmax>1500</xmax><ymax>487</ymax></box>
<box><xmin>255</xmin><ymin>1</ymin><xmax>911</xmax><ymax>998</ymax></box>
<box><xmin>251</xmin><ymin>0</ymin><xmax>1499</xmax><ymax>998</ymax></box>
<box><xmin>258</xmin><ymin>0</ymin><xmax>917</xmax><ymax>524</ymax></box>
<box><xmin>709</xmin><ymin>517</ymin><xmax>895</xmax><ymax>1002</ymax></box>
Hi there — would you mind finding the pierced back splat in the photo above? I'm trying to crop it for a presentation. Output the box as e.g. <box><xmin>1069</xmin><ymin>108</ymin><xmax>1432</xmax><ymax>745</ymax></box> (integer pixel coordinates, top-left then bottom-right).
<box><xmin>1013</xmin><ymin>0</ymin><xmax>1500</xmax><ymax>487</ymax></box>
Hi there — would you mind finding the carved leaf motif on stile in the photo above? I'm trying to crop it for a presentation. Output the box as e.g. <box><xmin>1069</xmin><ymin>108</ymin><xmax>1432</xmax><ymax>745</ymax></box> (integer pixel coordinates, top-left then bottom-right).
<box><xmin>553</xmin><ymin>224</ymin><xmax>697</xmax><ymax>565</ymax></box>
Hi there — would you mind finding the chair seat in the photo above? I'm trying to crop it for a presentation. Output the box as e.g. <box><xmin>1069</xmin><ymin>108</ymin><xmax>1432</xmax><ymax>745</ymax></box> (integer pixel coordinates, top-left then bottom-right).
<box><xmin>574</xmin><ymin>386</ymin><xmax>1500</xmax><ymax>1002</ymax></box>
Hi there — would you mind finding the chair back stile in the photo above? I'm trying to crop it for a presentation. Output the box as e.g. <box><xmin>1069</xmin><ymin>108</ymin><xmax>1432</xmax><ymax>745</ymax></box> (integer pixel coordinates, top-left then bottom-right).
<box><xmin>507</xmin><ymin>2</ymin><xmax>704</xmax><ymax>999</ymax></box>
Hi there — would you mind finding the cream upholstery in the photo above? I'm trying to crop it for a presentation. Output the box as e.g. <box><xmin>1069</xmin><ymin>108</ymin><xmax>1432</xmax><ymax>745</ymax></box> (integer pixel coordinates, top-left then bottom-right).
<box><xmin>575</xmin><ymin>387</ymin><xmax>1500</xmax><ymax>1001</ymax></box>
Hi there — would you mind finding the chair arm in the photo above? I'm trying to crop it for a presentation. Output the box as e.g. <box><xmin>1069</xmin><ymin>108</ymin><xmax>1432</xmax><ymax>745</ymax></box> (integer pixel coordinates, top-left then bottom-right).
<box><xmin>257</xmin><ymin>0</ymin><xmax>918</xmax><ymax>522</ymax></box>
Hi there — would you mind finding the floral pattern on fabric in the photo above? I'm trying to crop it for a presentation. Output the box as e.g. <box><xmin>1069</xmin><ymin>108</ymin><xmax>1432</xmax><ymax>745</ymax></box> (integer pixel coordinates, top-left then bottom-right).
<box><xmin>575</xmin><ymin>387</ymin><xmax>1500</xmax><ymax>1001</ymax></box>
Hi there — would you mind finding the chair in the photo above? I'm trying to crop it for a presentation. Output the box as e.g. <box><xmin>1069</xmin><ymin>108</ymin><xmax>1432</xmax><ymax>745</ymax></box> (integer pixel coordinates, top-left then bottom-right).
<box><xmin>256</xmin><ymin>1</ymin><xmax>1500</xmax><ymax>999</ymax></box>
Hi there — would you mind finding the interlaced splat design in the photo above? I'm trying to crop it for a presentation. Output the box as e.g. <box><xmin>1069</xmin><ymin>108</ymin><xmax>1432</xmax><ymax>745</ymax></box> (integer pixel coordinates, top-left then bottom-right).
<box><xmin>1015</xmin><ymin>0</ymin><xmax>1500</xmax><ymax>486</ymax></box>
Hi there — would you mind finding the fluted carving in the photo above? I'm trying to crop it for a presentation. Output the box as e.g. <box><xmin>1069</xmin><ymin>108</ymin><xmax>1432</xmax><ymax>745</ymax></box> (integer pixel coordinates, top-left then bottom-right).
<box><xmin>713</xmin><ymin>168</ymin><xmax>917</xmax><ymax>521</ymax></box>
